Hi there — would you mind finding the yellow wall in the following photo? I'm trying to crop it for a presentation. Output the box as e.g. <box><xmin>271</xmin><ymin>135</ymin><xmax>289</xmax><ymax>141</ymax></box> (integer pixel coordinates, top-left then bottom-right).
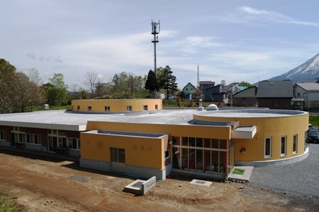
<box><xmin>194</xmin><ymin>113</ymin><xmax>309</xmax><ymax>161</ymax></box>
<box><xmin>72</xmin><ymin>99</ymin><xmax>162</xmax><ymax>113</ymax></box>
<box><xmin>81</xmin><ymin>132</ymin><xmax>165</xmax><ymax>169</ymax></box>
<box><xmin>81</xmin><ymin>122</ymin><xmax>231</xmax><ymax>169</ymax></box>
<box><xmin>87</xmin><ymin>121</ymin><xmax>232</xmax><ymax>140</ymax></box>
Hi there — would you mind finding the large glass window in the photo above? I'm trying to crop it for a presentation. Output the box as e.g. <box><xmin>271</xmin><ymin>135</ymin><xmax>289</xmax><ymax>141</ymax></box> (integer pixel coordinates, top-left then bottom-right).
<box><xmin>182</xmin><ymin>137</ymin><xmax>188</xmax><ymax>146</ymax></box>
<box><xmin>281</xmin><ymin>136</ymin><xmax>286</xmax><ymax>157</ymax></box>
<box><xmin>264</xmin><ymin>137</ymin><xmax>272</xmax><ymax>158</ymax></box>
<box><xmin>293</xmin><ymin>134</ymin><xmax>298</xmax><ymax>154</ymax></box>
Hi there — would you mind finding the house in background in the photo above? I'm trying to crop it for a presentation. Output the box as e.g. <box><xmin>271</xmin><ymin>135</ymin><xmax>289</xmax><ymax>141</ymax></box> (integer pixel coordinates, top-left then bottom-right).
<box><xmin>233</xmin><ymin>86</ymin><xmax>257</xmax><ymax>107</ymax></box>
<box><xmin>182</xmin><ymin>82</ymin><xmax>198</xmax><ymax>99</ymax></box>
<box><xmin>199</xmin><ymin>81</ymin><xmax>215</xmax><ymax>101</ymax></box>
<box><xmin>294</xmin><ymin>83</ymin><xmax>319</xmax><ymax>110</ymax></box>
<box><xmin>201</xmin><ymin>84</ymin><xmax>228</xmax><ymax>103</ymax></box>
<box><xmin>256</xmin><ymin>80</ymin><xmax>294</xmax><ymax>109</ymax></box>
<box><xmin>235</xmin><ymin>85</ymin><xmax>248</xmax><ymax>93</ymax></box>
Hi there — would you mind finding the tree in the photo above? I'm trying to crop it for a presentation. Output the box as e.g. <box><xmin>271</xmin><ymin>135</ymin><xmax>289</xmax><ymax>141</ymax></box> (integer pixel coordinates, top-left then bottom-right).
<box><xmin>144</xmin><ymin>70</ymin><xmax>158</xmax><ymax>97</ymax></box>
<box><xmin>238</xmin><ymin>81</ymin><xmax>253</xmax><ymax>88</ymax></box>
<box><xmin>47</xmin><ymin>73</ymin><xmax>69</xmax><ymax>106</ymax></box>
<box><xmin>157</xmin><ymin>66</ymin><xmax>178</xmax><ymax>100</ymax></box>
<box><xmin>0</xmin><ymin>59</ymin><xmax>16</xmax><ymax>113</ymax></box>
<box><xmin>84</xmin><ymin>71</ymin><xmax>102</xmax><ymax>98</ymax></box>
<box><xmin>27</xmin><ymin>68</ymin><xmax>45</xmax><ymax>111</ymax></box>
<box><xmin>69</xmin><ymin>83</ymin><xmax>80</xmax><ymax>100</ymax></box>
<box><xmin>14</xmin><ymin>72</ymin><xmax>33</xmax><ymax>112</ymax></box>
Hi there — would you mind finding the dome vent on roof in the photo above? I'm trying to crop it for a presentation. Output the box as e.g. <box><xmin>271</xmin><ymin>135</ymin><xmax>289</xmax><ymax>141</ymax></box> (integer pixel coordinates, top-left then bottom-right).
<box><xmin>206</xmin><ymin>104</ymin><xmax>219</xmax><ymax>111</ymax></box>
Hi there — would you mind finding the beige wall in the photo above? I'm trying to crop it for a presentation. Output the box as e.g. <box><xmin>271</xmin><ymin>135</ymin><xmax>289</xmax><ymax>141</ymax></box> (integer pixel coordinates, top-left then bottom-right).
<box><xmin>72</xmin><ymin>99</ymin><xmax>162</xmax><ymax>113</ymax></box>
<box><xmin>194</xmin><ymin>113</ymin><xmax>309</xmax><ymax>161</ymax></box>
<box><xmin>81</xmin><ymin>132</ymin><xmax>165</xmax><ymax>169</ymax></box>
<box><xmin>87</xmin><ymin>121</ymin><xmax>232</xmax><ymax>139</ymax></box>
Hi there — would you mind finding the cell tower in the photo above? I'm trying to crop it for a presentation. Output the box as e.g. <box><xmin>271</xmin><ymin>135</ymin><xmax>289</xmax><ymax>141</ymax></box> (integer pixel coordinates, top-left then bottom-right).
<box><xmin>151</xmin><ymin>20</ymin><xmax>160</xmax><ymax>76</ymax></box>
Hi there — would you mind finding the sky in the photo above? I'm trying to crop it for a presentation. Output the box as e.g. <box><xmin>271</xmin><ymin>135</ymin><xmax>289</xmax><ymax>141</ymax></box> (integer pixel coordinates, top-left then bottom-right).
<box><xmin>1</xmin><ymin>0</ymin><xmax>319</xmax><ymax>90</ymax></box>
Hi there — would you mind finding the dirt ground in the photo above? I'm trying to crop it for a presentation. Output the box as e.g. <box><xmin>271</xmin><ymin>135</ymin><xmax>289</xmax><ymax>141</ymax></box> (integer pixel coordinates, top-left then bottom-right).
<box><xmin>0</xmin><ymin>150</ymin><xmax>317</xmax><ymax>212</ymax></box>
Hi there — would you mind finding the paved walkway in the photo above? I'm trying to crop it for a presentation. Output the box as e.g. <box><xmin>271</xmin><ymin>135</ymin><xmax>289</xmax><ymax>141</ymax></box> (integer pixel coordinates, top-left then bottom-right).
<box><xmin>249</xmin><ymin>143</ymin><xmax>319</xmax><ymax>197</ymax></box>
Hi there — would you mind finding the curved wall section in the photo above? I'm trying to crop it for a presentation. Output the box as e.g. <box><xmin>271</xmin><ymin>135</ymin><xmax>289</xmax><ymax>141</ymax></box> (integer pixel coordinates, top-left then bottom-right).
<box><xmin>194</xmin><ymin>109</ymin><xmax>309</xmax><ymax>164</ymax></box>
<box><xmin>72</xmin><ymin>99</ymin><xmax>162</xmax><ymax>113</ymax></box>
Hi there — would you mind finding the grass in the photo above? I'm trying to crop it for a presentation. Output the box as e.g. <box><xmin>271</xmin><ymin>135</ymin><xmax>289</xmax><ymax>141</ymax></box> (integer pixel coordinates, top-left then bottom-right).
<box><xmin>232</xmin><ymin>168</ymin><xmax>245</xmax><ymax>175</ymax></box>
<box><xmin>0</xmin><ymin>192</ymin><xmax>26</xmax><ymax>212</ymax></box>
<box><xmin>309</xmin><ymin>114</ymin><xmax>319</xmax><ymax>127</ymax></box>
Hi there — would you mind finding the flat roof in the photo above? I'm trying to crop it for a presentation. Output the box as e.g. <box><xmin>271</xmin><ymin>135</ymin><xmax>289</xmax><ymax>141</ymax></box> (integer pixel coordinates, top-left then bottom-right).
<box><xmin>196</xmin><ymin>109</ymin><xmax>307</xmax><ymax>118</ymax></box>
<box><xmin>0</xmin><ymin>108</ymin><xmax>307</xmax><ymax>131</ymax></box>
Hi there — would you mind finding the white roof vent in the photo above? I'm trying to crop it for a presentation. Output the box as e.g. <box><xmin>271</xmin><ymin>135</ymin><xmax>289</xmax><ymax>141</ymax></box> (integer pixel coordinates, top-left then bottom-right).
<box><xmin>206</xmin><ymin>104</ymin><xmax>219</xmax><ymax>111</ymax></box>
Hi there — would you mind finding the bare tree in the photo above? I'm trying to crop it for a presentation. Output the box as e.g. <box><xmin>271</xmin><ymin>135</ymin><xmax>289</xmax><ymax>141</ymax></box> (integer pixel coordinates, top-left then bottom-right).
<box><xmin>84</xmin><ymin>71</ymin><xmax>102</xmax><ymax>98</ymax></box>
<box><xmin>69</xmin><ymin>83</ymin><xmax>79</xmax><ymax>100</ymax></box>
<box><xmin>27</xmin><ymin>68</ymin><xmax>45</xmax><ymax>111</ymax></box>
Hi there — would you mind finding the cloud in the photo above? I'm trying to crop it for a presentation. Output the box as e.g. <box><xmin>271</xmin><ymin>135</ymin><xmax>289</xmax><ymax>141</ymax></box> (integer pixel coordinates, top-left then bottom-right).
<box><xmin>26</xmin><ymin>53</ymin><xmax>36</xmax><ymax>60</ymax></box>
<box><xmin>163</xmin><ymin>36</ymin><xmax>222</xmax><ymax>54</ymax></box>
<box><xmin>237</xmin><ymin>6</ymin><xmax>319</xmax><ymax>27</ymax></box>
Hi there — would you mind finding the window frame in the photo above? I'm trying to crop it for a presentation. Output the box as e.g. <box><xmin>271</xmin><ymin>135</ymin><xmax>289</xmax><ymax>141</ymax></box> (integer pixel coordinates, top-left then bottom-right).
<box><xmin>293</xmin><ymin>134</ymin><xmax>298</xmax><ymax>154</ymax></box>
<box><xmin>110</xmin><ymin>147</ymin><xmax>125</xmax><ymax>163</ymax></box>
<box><xmin>264</xmin><ymin>137</ymin><xmax>272</xmax><ymax>158</ymax></box>
<box><xmin>280</xmin><ymin>136</ymin><xmax>287</xmax><ymax>157</ymax></box>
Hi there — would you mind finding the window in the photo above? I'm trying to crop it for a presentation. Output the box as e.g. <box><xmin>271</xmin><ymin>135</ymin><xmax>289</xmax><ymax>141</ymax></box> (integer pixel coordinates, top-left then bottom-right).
<box><xmin>293</xmin><ymin>134</ymin><xmax>298</xmax><ymax>154</ymax></box>
<box><xmin>0</xmin><ymin>131</ymin><xmax>5</xmax><ymax>140</ymax></box>
<box><xmin>143</xmin><ymin>105</ymin><xmax>148</xmax><ymax>111</ymax></box>
<box><xmin>155</xmin><ymin>105</ymin><xmax>158</xmax><ymax>110</ymax></box>
<box><xmin>26</xmin><ymin>134</ymin><xmax>31</xmax><ymax>143</ymax></box>
<box><xmin>127</xmin><ymin>106</ymin><xmax>132</xmax><ymax>112</ymax></box>
<box><xmin>110</xmin><ymin>148</ymin><xmax>125</xmax><ymax>163</ymax></box>
<box><xmin>280</xmin><ymin>136</ymin><xmax>286</xmax><ymax>156</ymax></box>
<box><xmin>19</xmin><ymin>133</ymin><xmax>24</xmax><ymax>143</ymax></box>
<box><xmin>264</xmin><ymin>137</ymin><xmax>272</xmax><ymax>158</ymax></box>
<box><xmin>297</xmin><ymin>93</ymin><xmax>300</xmax><ymax>97</ymax></box>
<box><xmin>105</xmin><ymin>106</ymin><xmax>110</xmax><ymax>112</ymax></box>
<box><xmin>88</xmin><ymin>106</ymin><xmax>92</xmax><ymax>112</ymax></box>
<box><xmin>67</xmin><ymin>138</ymin><xmax>80</xmax><ymax>149</ymax></box>
<box><xmin>77</xmin><ymin>106</ymin><xmax>80</xmax><ymax>111</ymax></box>
<box><xmin>272</xmin><ymin>101</ymin><xmax>279</xmax><ymax>107</ymax></box>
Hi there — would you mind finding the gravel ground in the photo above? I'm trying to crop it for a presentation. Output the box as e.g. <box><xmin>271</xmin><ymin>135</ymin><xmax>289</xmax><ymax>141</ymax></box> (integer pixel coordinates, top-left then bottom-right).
<box><xmin>249</xmin><ymin>143</ymin><xmax>319</xmax><ymax>199</ymax></box>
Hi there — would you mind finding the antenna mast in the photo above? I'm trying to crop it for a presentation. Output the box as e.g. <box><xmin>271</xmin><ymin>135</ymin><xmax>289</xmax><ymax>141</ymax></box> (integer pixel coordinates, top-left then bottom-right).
<box><xmin>151</xmin><ymin>20</ymin><xmax>160</xmax><ymax>76</ymax></box>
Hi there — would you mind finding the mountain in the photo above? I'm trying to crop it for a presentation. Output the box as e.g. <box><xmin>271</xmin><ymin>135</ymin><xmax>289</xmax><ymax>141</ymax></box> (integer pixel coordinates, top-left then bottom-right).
<box><xmin>269</xmin><ymin>53</ymin><xmax>319</xmax><ymax>82</ymax></box>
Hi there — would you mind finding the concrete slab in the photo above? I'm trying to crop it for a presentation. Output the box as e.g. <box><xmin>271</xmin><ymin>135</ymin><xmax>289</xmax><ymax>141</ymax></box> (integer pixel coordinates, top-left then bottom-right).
<box><xmin>227</xmin><ymin>166</ymin><xmax>254</xmax><ymax>182</ymax></box>
<box><xmin>189</xmin><ymin>179</ymin><xmax>212</xmax><ymax>187</ymax></box>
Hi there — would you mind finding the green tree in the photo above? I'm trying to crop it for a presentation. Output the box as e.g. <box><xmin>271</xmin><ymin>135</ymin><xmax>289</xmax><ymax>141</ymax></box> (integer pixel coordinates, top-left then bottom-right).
<box><xmin>145</xmin><ymin>70</ymin><xmax>158</xmax><ymax>97</ymax></box>
<box><xmin>238</xmin><ymin>81</ymin><xmax>253</xmax><ymax>87</ymax></box>
<box><xmin>0</xmin><ymin>59</ymin><xmax>16</xmax><ymax>113</ymax></box>
<box><xmin>157</xmin><ymin>66</ymin><xmax>178</xmax><ymax>100</ymax></box>
<box><xmin>14</xmin><ymin>72</ymin><xmax>34</xmax><ymax>112</ymax></box>
<box><xmin>47</xmin><ymin>73</ymin><xmax>69</xmax><ymax>106</ymax></box>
